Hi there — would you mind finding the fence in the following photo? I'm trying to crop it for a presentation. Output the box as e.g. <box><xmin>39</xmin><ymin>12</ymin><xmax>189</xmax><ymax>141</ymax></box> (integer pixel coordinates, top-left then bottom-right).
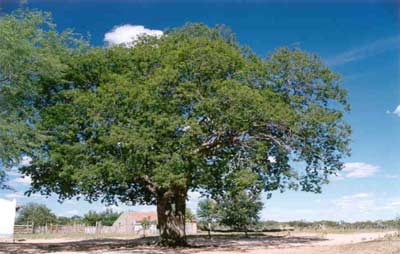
<box><xmin>14</xmin><ymin>223</ymin><xmax>34</xmax><ymax>234</ymax></box>
<box><xmin>15</xmin><ymin>221</ymin><xmax>197</xmax><ymax>235</ymax></box>
<box><xmin>16</xmin><ymin>223</ymin><xmax>159</xmax><ymax>235</ymax></box>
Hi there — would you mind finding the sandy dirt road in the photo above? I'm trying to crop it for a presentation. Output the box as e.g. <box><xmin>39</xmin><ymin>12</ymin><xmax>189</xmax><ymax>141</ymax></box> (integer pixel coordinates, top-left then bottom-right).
<box><xmin>0</xmin><ymin>231</ymin><xmax>398</xmax><ymax>254</ymax></box>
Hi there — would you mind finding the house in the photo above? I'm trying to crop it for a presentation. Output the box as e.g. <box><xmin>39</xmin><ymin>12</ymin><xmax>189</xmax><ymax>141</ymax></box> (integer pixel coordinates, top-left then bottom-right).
<box><xmin>0</xmin><ymin>198</ymin><xmax>17</xmax><ymax>238</ymax></box>
<box><xmin>112</xmin><ymin>211</ymin><xmax>157</xmax><ymax>233</ymax></box>
<box><xmin>112</xmin><ymin>211</ymin><xmax>197</xmax><ymax>234</ymax></box>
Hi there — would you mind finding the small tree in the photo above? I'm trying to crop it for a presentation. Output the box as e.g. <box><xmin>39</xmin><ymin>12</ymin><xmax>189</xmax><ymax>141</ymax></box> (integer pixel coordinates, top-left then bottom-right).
<box><xmin>185</xmin><ymin>208</ymin><xmax>196</xmax><ymax>221</ymax></box>
<box><xmin>197</xmin><ymin>199</ymin><xmax>219</xmax><ymax>238</ymax></box>
<box><xmin>83</xmin><ymin>208</ymin><xmax>121</xmax><ymax>226</ymax></box>
<box><xmin>57</xmin><ymin>215</ymin><xmax>83</xmax><ymax>225</ymax></box>
<box><xmin>218</xmin><ymin>191</ymin><xmax>263</xmax><ymax>237</ymax></box>
<box><xmin>16</xmin><ymin>203</ymin><xmax>57</xmax><ymax>226</ymax></box>
<box><xmin>140</xmin><ymin>217</ymin><xmax>151</xmax><ymax>238</ymax></box>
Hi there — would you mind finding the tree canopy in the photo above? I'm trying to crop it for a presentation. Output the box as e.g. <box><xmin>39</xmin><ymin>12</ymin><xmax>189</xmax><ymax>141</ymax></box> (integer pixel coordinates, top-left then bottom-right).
<box><xmin>16</xmin><ymin>203</ymin><xmax>57</xmax><ymax>226</ymax></box>
<box><xmin>82</xmin><ymin>208</ymin><xmax>121</xmax><ymax>226</ymax></box>
<box><xmin>197</xmin><ymin>198</ymin><xmax>219</xmax><ymax>238</ymax></box>
<box><xmin>0</xmin><ymin>9</ymin><xmax>84</xmax><ymax>188</ymax></box>
<box><xmin>218</xmin><ymin>191</ymin><xmax>263</xmax><ymax>237</ymax></box>
<box><xmin>0</xmin><ymin>10</ymin><xmax>351</xmax><ymax>245</ymax></box>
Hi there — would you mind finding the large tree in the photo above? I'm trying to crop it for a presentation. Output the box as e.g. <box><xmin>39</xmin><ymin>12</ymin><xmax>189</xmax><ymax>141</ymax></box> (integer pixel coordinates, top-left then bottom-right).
<box><xmin>1</xmin><ymin>10</ymin><xmax>350</xmax><ymax>246</ymax></box>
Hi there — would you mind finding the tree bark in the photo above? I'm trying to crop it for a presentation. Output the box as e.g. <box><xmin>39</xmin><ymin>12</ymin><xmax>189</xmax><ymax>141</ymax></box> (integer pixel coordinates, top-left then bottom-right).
<box><xmin>156</xmin><ymin>190</ymin><xmax>187</xmax><ymax>246</ymax></box>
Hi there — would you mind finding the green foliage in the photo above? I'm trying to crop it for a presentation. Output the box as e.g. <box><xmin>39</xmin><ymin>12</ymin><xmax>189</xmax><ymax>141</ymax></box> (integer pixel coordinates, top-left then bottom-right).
<box><xmin>140</xmin><ymin>217</ymin><xmax>151</xmax><ymax>229</ymax></box>
<box><xmin>185</xmin><ymin>208</ymin><xmax>196</xmax><ymax>221</ymax></box>
<box><xmin>197</xmin><ymin>199</ymin><xmax>219</xmax><ymax>226</ymax></box>
<box><xmin>140</xmin><ymin>217</ymin><xmax>151</xmax><ymax>237</ymax></box>
<box><xmin>16</xmin><ymin>203</ymin><xmax>57</xmax><ymax>226</ymax></box>
<box><xmin>0</xmin><ymin>9</ymin><xmax>85</xmax><ymax>188</ymax></box>
<box><xmin>56</xmin><ymin>215</ymin><xmax>83</xmax><ymax>225</ymax></box>
<box><xmin>1</xmin><ymin>9</ymin><xmax>351</xmax><ymax>244</ymax></box>
<box><xmin>14</xmin><ymin>20</ymin><xmax>349</xmax><ymax>201</ymax></box>
<box><xmin>218</xmin><ymin>191</ymin><xmax>263</xmax><ymax>235</ymax></box>
<box><xmin>82</xmin><ymin>208</ymin><xmax>121</xmax><ymax>226</ymax></box>
<box><xmin>197</xmin><ymin>198</ymin><xmax>219</xmax><ymax>237</ymax></box>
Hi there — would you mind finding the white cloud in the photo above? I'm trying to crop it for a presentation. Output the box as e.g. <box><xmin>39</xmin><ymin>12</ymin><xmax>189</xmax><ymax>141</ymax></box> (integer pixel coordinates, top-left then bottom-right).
<box><xmin>263</xmin><ymin>191</ymin><xmax>400</xmax><ymax>222</ymax></box>
<box><xmin>393</xmin><ymin>105</ymin><xmax>400</xmax><ymax>117</ymax></box>
<box><xmin>5</xmin><ymin>192</ymin><xmax>25</xmax><ymax>199</ymax></box>
<box><xmin>330</xmin><ymin>173</ymin><xmax>345</xmax><ymax>181</ymax></box>
<box><xmin>334</xmin><ymin>193</ymin><xmax>375</xmax><ymax>212</ymax></box>
<box><xmin>389</xmin><ymin>201</ymin><xmax>400</xmax><ymax>206</ymax></box>
<box><xmin>326</xmin><ymin>36</ymin><xmax>400</xmax><ymax>66</ymax></box>
<box><xmin>381</xmin><ymin>198</ymin><xmax>400</xmax><ymax>210</ymax></box>
<box><xmin>8</xmin><ymin>176</ymin><xmax>32</xmax><ymax>187</ymax></box>
<box><xmin>342</xmin><ymin>162</ymin><xmax>379</xmax><ymax>178</ymax></box>
<box><xmin>104</xmin><ymin>24</ymin><xmax>163</xmax><ymax>46</ymax></box>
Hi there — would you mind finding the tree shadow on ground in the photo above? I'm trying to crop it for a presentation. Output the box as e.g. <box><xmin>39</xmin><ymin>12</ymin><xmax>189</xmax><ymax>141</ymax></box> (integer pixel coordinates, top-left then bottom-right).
<box><xmin>0</xmin><ymin>233</ymin><xmax>328</xmax><ymax>254</ymax></box>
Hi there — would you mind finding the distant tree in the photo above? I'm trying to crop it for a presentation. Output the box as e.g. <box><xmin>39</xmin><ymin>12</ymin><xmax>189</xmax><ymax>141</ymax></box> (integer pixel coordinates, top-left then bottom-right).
<box><xmin>395</xmin><ymin>216</ymin><xmax>400</xmax><ymax>234</ymax></box>
<box><xmin>101</xmin><ymin>208</ymin><xmax>121</xmax><ymax>226</ymax></box>
<box><xmin>57</xmin><ymin>216</ymin><xmax>72</xmax><ymax>225</ymax></box>
<box><xmin>218</xmin><ymin>191</ymin><xmax>263</xmax><ymax>237</ymax></box>
<box><xmin>185</xmin><ymin>208</ymin><xmax>196</xmax><ymax>221</ymax></box>
<box><xmin>57</xmin><ymin>215</ymin><xmax>83</xmax><ymax>225</ymax></box>
<box><xmin>16</xmin><ymin>203</ymin><xmax>57</xmax><ymax>226</ymax></box>
<box><xmin>71</xmin><ymin>215</ymin><xmax>83</xmax><ymax>221</ymax></box>
<box><xmin>197</xmin><ymin>199</ymin><xmax>219</xmax><ymax>238</ymax></box>
<box><xmin>2</xmin><ymin>9</ymin><xmax>351</xmax><ymax>246</ymax></box>
<box><xmin>82</xmin><ymin>208</ymin><xmax>121</xmax><ymax>226</ymax></box>
<box><xmin>140</xmin><ymin>217</ymin><xmax>151</xmax><ymax>238</ymax></box>
<box><xmin>82</xmin><ymin>211</ymin><xmax>99</xmax><ymax>226</ymax></box>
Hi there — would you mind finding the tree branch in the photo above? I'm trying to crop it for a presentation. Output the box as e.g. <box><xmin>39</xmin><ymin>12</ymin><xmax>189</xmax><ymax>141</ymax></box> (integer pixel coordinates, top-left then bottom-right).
<box><xmin>134</xmin><ymin>175</ymin><xmax>157</xmax><ymax>193</ymax></box>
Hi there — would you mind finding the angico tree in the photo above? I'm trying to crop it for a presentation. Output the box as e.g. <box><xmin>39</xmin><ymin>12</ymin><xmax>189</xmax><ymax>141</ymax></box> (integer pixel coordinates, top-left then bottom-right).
<box><xmin>1</xmin><ymin>10</ymin><xmax>350</xmax><ymax>246</ymax></box>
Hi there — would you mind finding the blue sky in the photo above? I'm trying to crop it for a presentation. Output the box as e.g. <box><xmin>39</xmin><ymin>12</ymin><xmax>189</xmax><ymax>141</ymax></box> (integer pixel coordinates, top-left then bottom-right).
<box><xmin>1</xmin><ymin>0</ymin><xmax>399</xmax><ymax>222</ymax></box>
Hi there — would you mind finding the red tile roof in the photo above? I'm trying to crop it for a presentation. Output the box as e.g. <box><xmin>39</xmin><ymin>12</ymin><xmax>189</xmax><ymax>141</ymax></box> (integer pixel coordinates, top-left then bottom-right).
<box><xmin>123</xmin><ymin>211</ymin><xmax>158</xmax><ymax>222</ymax></box>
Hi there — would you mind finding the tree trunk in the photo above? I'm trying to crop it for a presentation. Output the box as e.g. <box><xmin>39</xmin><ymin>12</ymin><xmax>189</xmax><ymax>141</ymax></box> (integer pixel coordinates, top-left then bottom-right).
<box><xmin>157</xmin><ymin>190</ymin><xmax>187</xmax><ymax>246</ymax></box>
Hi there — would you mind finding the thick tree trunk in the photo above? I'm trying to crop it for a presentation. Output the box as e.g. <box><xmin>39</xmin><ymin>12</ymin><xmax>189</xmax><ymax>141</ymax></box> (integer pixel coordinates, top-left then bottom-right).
<box><xmin>156</xmin><ymin>190</ymin><xmax>187</xmax><ymax>246</ymax></box>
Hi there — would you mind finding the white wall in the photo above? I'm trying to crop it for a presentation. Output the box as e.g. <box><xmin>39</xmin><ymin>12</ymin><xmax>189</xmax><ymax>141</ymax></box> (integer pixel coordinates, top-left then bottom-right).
<box><xmin>0</xmin><ymin>199</ymin><xmax>16</xmax><ymax>238</ymax></box>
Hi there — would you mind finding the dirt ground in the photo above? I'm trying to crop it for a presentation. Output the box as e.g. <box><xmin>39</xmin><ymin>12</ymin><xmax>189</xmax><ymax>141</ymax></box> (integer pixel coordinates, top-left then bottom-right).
<box><xmin>0</xmin><ymin>231</ymin><xmax>399</xmax><ymax>254</ymax></box>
